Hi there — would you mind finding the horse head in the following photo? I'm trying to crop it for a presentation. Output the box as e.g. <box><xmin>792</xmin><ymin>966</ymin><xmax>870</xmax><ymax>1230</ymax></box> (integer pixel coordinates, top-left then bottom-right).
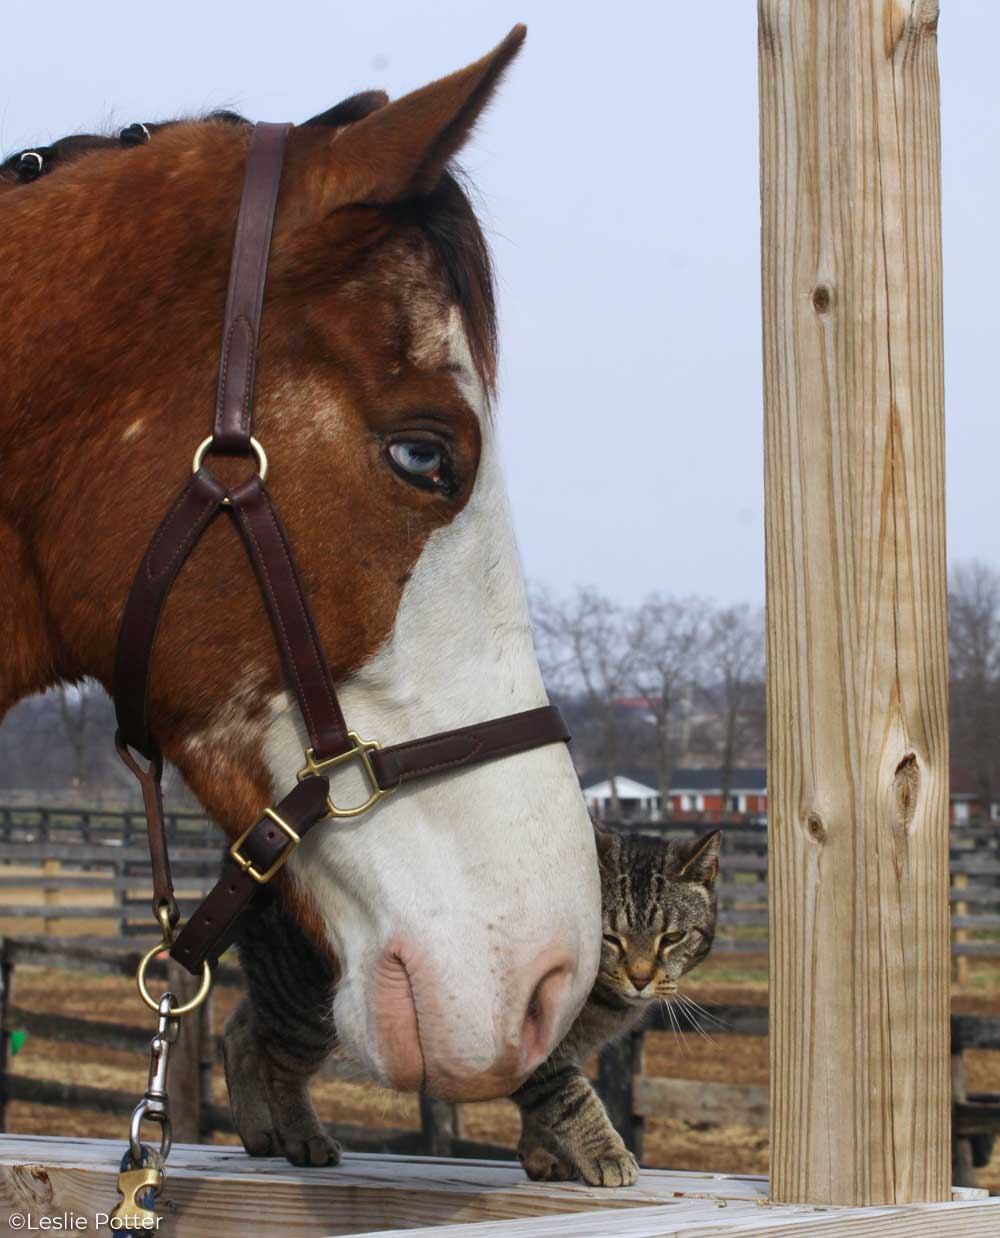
<box><xmin>0</xmin><ymin>27</ymin><xmax>601</xmax><ymax>1100</ymax></box>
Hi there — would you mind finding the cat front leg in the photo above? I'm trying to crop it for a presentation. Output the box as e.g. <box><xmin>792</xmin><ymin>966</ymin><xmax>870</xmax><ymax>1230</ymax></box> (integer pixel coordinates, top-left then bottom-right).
<box><xmin>514</xmin><ymin>1064</ymin><xmax>639</xmax><ymax>1187</ymax></box>
<box><xmin>222</xmin><ymin>994</ymin><xmax>341</xmax><ymax>1166</ymax></box>
<box><xmin>224</xmin><ymin>892</ymin><xmax>340</xmax><ymax>1167</ymax></box>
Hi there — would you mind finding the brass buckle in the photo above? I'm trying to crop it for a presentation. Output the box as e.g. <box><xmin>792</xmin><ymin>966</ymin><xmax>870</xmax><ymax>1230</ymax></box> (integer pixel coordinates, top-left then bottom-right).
<box><xmin>229</xmin><ymin>808</ymin><xmax>300</xmax><ymax>884</ymax></box>
<box><xmin>296</xmin><ymin>731</ymin><xmax>396</xmax><ymax>819</ymax></box>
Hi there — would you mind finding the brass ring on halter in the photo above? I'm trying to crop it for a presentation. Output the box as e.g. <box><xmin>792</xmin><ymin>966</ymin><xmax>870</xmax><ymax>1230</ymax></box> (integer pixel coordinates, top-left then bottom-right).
<box><xmin>136</xmin><ymin>941</ymin><xmax>213</xmax><ymax>1016</ymax></box>
<box><xmin>191</xmin><ymin>435</ymin><xmax>268</xmax><ymax>484</ymax></box>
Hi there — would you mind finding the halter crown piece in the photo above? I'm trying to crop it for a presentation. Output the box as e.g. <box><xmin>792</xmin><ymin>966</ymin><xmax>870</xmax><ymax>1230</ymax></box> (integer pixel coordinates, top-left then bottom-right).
<box><xmin>113</xmin><ymin>123</ymin><xmax>572</xmax><ymax>980</ymax></box>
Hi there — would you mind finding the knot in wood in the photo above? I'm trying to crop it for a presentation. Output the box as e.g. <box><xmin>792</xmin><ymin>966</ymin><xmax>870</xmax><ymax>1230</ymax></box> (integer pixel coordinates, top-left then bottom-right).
<box><xmin>811</xmin><ymin>283</ymin><xmax>833</xmax><ymax>315</ymax></box>
<box><xmin>894</xmin><ymin>753</ymin><xmax>920</xmax><ymax>832</ymax></box>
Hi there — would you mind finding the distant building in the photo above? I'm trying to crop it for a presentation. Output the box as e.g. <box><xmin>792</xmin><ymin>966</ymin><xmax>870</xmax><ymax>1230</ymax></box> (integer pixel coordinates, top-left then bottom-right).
<box><xmin>669</xmin><ymin>768</ymin><xmax>768</xmax><ymax>818</ymax></box>
<box><xmin>950</xmin><ymin>768</ymin><xmax>1000</xmax><ymax>824</ymax></box>
<box><xmin>581</xmin><ymin>767</ymin><xmax>767</xmax><ymax>822</ymax></box>
<box><xmin>583</xmin><ymin>764</ymin><xmax>999</xmax><ymax>825</ymax></box>
<box><xmin>582</xmin><ymin>774</ymin><xmax>661</xmax><ymax>820</ymax></box>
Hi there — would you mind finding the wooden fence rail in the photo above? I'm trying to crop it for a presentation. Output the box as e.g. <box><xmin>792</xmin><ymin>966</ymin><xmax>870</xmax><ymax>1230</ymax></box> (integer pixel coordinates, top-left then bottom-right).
<box><xmin>2</xmin><ymin>813</ymin><xmax>997</xmax><ymax>957</ymax></box>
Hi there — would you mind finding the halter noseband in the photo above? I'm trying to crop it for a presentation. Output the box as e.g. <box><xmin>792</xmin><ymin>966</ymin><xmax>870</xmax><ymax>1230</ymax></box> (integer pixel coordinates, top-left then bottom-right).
<box><xmin>112</xmin><ymin>123</ymin><xmax>571</xmax><ymax>981</ymax></box>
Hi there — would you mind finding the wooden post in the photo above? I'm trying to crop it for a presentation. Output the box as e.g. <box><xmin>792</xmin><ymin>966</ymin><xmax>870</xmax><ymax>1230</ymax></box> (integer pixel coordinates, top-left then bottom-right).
<box><xmin>953</xmin><ymin>870</ymin><xmax>969</xmax><ymax>985</ymax></box>
<box><xmin>630</xmin><ymin>1030</ymin><xmax>646</xmax><ymax>1162</ymax></box>
<box><xmin>42</xmin><ymin>858</ymin><xmax>60</xmax><ymax>936</ymax></box>
<box><xmin>418</xmin><ymin>1094</ymin><xmax>461</xmax><ymax>1158</ymax></box>
<box><xmin>759</xmin><ymin>0</ymin><xmax>950</xmax><ymax>1206</ymax></box>
<box><xmin>0</xmin><ymin>942</ymin><xmax>13</xmax><ymax>1131</ymax></box>
<box><xmin>596</xmin><ymin>1030</ymin><xmax>643</xmax><ymax>1156</ymax></box>
<box><xmin>165</xmin><ymin>959</ymin><xmax>204</xmax><ymax>1145</ymax></box>
<box><xmin>951</xmin><ymin>1048</ymin><xmax>974</xmax><ymax>1188</ymax></box>
<box><xmin>196</xmin><ymin>992</ymin><xmax>215</xmax><ymax>1142</ymax></box>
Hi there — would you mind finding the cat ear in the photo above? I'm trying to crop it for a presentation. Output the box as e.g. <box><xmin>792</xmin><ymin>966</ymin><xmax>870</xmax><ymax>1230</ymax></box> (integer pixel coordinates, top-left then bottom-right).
<box><xmin>675</xmin><ymin>830</ymin><xmax>721</xmax><ymax>885</ymax></box>
<box><xmin>594</xmin><ymin>826</ymin><xmax>618</xmax><ymax>869</ymax></box>
<box><xmin>317</xmin><ymin>25</ymin><xmax>526</xmax><ymax>209</ymax></box>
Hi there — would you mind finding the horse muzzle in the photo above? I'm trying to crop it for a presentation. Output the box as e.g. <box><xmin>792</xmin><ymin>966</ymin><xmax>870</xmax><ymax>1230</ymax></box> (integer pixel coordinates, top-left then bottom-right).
<box><xmin>368</xmin><ymin>939</ymin><xmax>577</xmax><ymax>1100</ymax></box>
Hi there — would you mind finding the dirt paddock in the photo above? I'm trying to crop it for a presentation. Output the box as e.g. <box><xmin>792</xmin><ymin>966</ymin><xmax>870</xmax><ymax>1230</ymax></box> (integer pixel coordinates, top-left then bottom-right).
<box><xmin>4</xmin><ymin>955</ymin><xmax>998</xmax><ymax>1193</ymax></box>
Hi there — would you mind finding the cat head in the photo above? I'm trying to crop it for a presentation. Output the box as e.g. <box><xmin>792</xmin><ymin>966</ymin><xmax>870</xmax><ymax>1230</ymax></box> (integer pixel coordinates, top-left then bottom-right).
<box><xmin>594</xmin><ymin>827</ymin><xmax>721</xmax><ymax>1005</ymax></box>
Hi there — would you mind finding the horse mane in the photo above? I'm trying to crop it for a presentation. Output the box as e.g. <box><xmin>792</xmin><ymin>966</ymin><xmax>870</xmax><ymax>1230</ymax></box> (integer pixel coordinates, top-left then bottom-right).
<box><xmin>1</xmin><ymin>101</ymin><xmax>498</xmax><ymax>397</ymax></box>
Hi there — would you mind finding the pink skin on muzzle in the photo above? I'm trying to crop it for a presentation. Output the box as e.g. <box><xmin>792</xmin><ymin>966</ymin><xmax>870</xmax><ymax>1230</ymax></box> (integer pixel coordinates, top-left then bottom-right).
<box><xmin>373</xmin><ymin>941</ymin><xmax>575</xmax><ymax>1101</ymax></box>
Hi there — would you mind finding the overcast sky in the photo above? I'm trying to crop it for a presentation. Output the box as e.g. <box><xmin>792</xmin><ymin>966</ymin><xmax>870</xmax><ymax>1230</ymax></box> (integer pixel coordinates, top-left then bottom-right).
<box><xmin>4</xmin><ymin>1</ymin><xmax>996</xmax><ymax>604</ymax></box>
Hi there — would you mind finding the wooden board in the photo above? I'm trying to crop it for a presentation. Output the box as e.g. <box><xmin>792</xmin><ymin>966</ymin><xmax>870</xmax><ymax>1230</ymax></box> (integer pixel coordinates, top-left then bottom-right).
<box><xmin>0</xmin><ymin>1137</ymin><xmax>994</xmax><ymax>1238</ymax></box>
<box><xmin>759</xmin><ymin>0</ymin><xmax>951</xmax><ymax>1207</ymax></box>
<box><xmin>359</xmin><ymin>1198</ymin><xmax>1000</xmax><ymax>1237</ymax></box>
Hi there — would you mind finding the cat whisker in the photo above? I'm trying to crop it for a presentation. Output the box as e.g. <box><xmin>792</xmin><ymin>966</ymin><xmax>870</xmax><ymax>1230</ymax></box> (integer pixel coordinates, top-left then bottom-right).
<box><xmin>676</xmin><ymin>991</ymin><xmax>730</xmax><ymax>1030</ymax></box>
<box><xmin>673</xmin><ymin>993</ymin><xmax>716</xmax><ymax>1045</ymax></box>
<box><xmin>661</xmin><ymin>996</ymin><xmax>692</xmax><ymax>1056</ymax></box>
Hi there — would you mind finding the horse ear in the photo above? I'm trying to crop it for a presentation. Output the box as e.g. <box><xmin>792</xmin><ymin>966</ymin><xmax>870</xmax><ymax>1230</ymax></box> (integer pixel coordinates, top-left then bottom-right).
<box><xmin>675</xmin><ymin>830</ymin><xmax>722</xmax><ymax>885</ymax></box>
<box><xmin>304</xmin><ymin>91</ymin><xmax>390</xmax><ymax>130</ymax></box>
<box><xmin>321</xmin><ymin>25</ymin><xmax>526</xmax><ymax>207</ymax></box>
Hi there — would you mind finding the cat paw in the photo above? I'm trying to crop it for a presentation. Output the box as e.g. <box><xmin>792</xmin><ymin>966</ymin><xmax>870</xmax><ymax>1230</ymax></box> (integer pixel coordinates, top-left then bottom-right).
<box><xmin>281</xmin><ymin>1131</ymin><xmax>342</xmax><ymax>1168</ymax></box>
<box><xmin>518</xmin><ymin>1143</ymin><xmax>576</xmax><ymax>1182</ymax></box>
<box><xmin>239</xmin><ymin>1126</ymin><xmax>340</xmax><ymax>1167</ymax></box>
<box><xmin>241</xmin><ymin>1127</ymin><xmax>280</xmax><ymax>1158</ymax></box>
<box><xmin>575</xmin><ymin>1146</ymin><xmax>639</xmax><ymax>1188</ymax></box>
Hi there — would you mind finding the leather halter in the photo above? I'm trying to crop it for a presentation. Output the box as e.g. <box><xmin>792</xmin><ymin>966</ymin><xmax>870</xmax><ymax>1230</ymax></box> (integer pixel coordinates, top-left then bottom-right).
<box><xmin>113</xmin><ymin>123</ymin><xmax>571</xmax><ymax>975</ymax></box>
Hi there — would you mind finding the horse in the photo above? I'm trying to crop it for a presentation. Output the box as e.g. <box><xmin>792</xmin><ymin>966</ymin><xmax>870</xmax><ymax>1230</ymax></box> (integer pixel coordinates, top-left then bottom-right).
<box><xmin>0</xmin><ymin>26</ymin><xmax>601</xmax><ymax>1103</ymax></box>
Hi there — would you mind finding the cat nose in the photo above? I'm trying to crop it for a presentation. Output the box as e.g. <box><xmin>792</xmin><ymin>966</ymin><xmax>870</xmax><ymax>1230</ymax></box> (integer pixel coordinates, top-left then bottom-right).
<box><xmin>627</xmin><ymin>966</ymin><xmax>655</xmax><ymax>991</ymax></box>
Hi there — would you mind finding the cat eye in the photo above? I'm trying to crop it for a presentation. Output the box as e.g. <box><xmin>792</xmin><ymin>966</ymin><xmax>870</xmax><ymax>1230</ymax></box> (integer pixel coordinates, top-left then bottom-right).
<box><xmin>659</xmin><ymin>930</ymin><xmax>687</xmax><ymax>952</ymax></box>
<box><xmin>602</xmin><ymin>933</ymin><xmax>624</xmax><ymax>955</ymax></box>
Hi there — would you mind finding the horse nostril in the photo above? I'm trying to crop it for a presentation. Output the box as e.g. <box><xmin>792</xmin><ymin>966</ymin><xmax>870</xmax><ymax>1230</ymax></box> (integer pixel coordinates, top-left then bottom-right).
<box><xmin>518</xmin><ymin>954</ymin><xmax>574</xmax><ymax>1074</ymax></box>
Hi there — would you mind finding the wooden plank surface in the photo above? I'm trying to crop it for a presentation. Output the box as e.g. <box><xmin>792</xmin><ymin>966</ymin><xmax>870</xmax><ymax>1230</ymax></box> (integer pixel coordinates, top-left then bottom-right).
<box><xmin>759</xmin><ymin>0</ymin><xmax>950</xmax><ymax>1206</ymax></box>
<box><xmin>0</xmin><ymin>1138</ymin><xmax>994</xmax><ymax>1238</ymax></box>
<box><xmin>0</xmin><ymin>1137</ymin><xmax>763</xmax><ymax>1237</ymax></box>
<box><xmin>358</xmin><ymin>1198</ymin><xmax>1000</xmax><ymax>1237</ymax></box>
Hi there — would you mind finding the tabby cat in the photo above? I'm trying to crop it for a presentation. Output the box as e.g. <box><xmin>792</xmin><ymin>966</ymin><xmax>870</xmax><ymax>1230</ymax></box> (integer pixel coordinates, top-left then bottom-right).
<box><xmin>221</xmin><ymin>826</ymin><xmax>720</xmax><ymax>1179</ymax></box>
<box><xmin>512</xmin><ymin>826</ymin><xmax>721</xmax><ymax>1187</ymax></box>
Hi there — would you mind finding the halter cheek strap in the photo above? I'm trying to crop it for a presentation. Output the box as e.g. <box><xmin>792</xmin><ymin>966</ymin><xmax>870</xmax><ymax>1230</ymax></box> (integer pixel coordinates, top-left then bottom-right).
<box><xmin>112</xmin><ymin>122</ymin><xmax>571</xmax><ymax>974</ymax></box>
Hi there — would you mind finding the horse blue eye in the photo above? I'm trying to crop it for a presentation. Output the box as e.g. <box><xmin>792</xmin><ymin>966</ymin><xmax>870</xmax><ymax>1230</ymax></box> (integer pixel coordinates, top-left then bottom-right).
<box><xmin>389</xmin><ymin>442</ymin><xmax>443</xmax><ymax>478</ymax></box>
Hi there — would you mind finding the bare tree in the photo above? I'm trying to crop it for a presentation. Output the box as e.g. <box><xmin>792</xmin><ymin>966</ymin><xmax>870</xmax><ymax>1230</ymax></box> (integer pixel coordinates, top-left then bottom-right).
<box><xmin>533</xmin><ymin>586</ymin><xmax>635</xmax><ymax>816</ymax></box>
<box><xmin>704</xmin><ymin>604</ymin><xmax>765</xmax><ymax>805</ymax></box>
<box><xmin>630</xmin><ymin>595</ymin><xmax>708</xmax><ymax>818</ymax></box>
<box><xmin>57</xmin><ymin>683</ymin><xmax>91</xmax><ymax>796</ymax></box>
<box><xmin>949</xmin><ymin>560</ymin><xmax>1000</xmax><ymax>813</ymax></box>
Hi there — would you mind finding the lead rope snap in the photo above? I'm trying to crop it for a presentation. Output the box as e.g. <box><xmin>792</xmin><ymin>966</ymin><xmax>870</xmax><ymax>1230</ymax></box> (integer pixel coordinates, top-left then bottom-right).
<box><xmin>129</xmin><ymin>993</ymin><xmax>180</xmax><ymax>1165</ymax></box>
<box><xmin>112</xmin><ymin>903</ymin><xmax>209</xmax><ymax>1231</ymax></box>
<box><xmin>112</xmin><ymin>992</ymin><xmax>177</xmax><ymax>1231</ymax></box>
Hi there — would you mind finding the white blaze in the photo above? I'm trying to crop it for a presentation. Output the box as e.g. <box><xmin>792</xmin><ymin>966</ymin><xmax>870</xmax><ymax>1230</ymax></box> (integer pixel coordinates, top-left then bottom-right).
<box><xmin>265</xmin><ymin>314</ymin><xmax>601</xmax><ymax>1087</ymax></box>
